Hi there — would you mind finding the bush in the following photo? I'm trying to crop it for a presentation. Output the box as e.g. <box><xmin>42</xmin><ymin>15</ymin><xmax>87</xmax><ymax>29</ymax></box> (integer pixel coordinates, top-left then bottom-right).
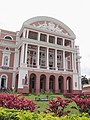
<box><xmin>0</xmin><ymin>93</ymin><xmax>38</xmax><ymax>112</ymax></box>
<box><xmin>45</xmin><ymin>96</ymin><xmax>73</xmax><ymax>117</ymax></box>
<box><xmin>72</xmin><ymin>95</ymin><xmax>90</xmax><ymax>114</ymax></box>
<box><xmin>0</xmin><ymin>108</ymin><xmax>90</xmax><ymax>120</ymax></box>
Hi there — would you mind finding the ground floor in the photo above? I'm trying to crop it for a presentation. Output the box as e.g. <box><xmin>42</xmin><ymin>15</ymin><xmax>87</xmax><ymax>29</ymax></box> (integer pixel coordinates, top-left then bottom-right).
<box><xmin>0</xmin><ymin>70</ymin><xmax>82</xmax><ymax>94</ymax></box>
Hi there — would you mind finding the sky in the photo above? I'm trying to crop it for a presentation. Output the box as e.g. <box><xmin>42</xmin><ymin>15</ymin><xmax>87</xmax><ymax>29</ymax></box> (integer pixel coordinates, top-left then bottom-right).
<box><xmin>0</xmin><ymin>0</ymin><xmax>90</xmax><ymax>78</ymax></box>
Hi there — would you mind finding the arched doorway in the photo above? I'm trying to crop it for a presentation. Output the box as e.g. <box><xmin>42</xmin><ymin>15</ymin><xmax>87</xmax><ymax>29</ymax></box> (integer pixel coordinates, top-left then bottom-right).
<box><xmin>29</xmin><ymin>74</ymin><xmax>36</xmax><ymax>92</ymax></box>
<box><xmin>58</xmin><ymin>76</ymin><xmax>64</xmax><ymax>93</ymax></box>
<box><xmin>40</xmin><ymin>74</ymin><xmax>46</xmax><ymax>92</ymax></box>
<box><xmin>0</xmin><ymin>75</ymin><xmax>8</xmax><ymax>90</ymax></box>
<box><xmin>15</xmin><ymin>74</ymin><xmax>18</xmax><ymax>91</ymax></box>
<box><xmin>49</xmin><ymin>75</ymin><xmax>55</xmax><ymax>92</ymax></box>
<box><xmin>66</xmin><ymin>76</ymin><xmax>72</xmax><ymax>93</ymax></box>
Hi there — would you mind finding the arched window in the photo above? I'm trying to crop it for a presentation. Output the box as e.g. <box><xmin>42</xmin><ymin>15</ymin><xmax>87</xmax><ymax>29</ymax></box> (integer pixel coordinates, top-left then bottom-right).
<box><xmin>4</xmin><ymin>35</ymin><xmax>13</xmax><ymax>40</ymax></box>
<box><xmin>5</xmin><ymin>47</ymin><xmax>10</xmax><ymax>51</ymax></box>
<box><xmin>0</xmin><ymin>74</ymin><xmax>8</xmax><ymax>89</ymax></box>
<box><xmin>3</xmin><ymin>56</ymin><xmax>8</xmax><ymax>66</ymax></box>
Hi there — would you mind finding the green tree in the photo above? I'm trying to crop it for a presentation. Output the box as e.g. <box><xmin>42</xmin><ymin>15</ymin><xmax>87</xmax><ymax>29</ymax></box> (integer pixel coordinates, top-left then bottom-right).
<box><xmin>81</xmin><ymin>75</ymin><xmax>89</xmax><ymax>85</ymax></box>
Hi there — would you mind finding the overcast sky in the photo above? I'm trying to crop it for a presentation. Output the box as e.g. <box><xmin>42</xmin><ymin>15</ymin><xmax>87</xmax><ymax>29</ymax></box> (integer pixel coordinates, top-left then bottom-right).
<box><xmin>0</xmin><ymin>0</ymin><xmax>90</xmax><ymax>78</ymax></box>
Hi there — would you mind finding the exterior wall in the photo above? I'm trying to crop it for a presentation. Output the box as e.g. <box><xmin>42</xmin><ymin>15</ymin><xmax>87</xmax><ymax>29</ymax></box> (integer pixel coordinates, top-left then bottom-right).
<box><xmin>0</xmin><ymin>29</ymin><xmax>16</xmax><ymax>40</ymax></box>
<box><xmin>0</xmin><ymin>16</ymin><xmax>82</xmax><ymax>94</ymax></box>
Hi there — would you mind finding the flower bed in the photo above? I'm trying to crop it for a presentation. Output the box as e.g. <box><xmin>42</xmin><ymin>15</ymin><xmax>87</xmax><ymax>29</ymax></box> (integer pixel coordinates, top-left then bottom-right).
<box><xmin>0</xmin><ymin>93</ymin><xmax>38</xmax><ymax>112</ymax></box>
<box><xmin>0</xmin><ymin>107</ymin><xmax>90</xmax><ymax>120</ymax></box>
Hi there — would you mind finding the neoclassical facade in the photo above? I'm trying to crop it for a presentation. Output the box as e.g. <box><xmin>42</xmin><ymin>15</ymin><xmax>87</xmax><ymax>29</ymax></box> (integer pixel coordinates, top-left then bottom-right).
<box><xmin>0</xmin><ymin>16</ymin><xmax>82</xmax><ymax>94</ymax></box>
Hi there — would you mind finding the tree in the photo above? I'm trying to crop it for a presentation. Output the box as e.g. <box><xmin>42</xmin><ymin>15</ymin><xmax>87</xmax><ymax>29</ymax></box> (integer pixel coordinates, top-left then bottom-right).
<box><xmin>81</xmin><ymin>75</ymin><xmax>89</xmax><ymax>85</ymax></box>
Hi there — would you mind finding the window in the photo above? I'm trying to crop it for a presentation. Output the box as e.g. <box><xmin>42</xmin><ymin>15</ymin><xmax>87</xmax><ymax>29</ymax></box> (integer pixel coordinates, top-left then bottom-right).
<box><xmin>4</xmin><ymin>36</ymin><xmax>13</xmax><ymax>40</ymax></box>
<box><xmin>28</xmin><ymin>31</ymin><xmax>38</xmax><ymax>40</ymax></box>
<box><xmin>40</xmin><ymin>34</ymin><xmax>47</xmax><ymax>42</ymax></box>
<box><xmin>49</xmin><ymin>36</ymin><xmax>55</xmax><ymax>44</ymax></box>
<box><xmin>5</xmin><ymin>47</ymin><xmax>10</xmax><ymax>51</ymax></box>
<box><xmin>49</xmin><ymin>49</ymin><xmax>55</xmax><ymax>68</ymax></box>
<box><xmin>3</xmin><ymin>56</ymin><xmax>8</xmax><ymax>66</ymax></box>
<box><xmin>65</xmin><ymin>39</ymin><xmax>71</xmax><ymax>47</ymax></box>
<box><xmin>57</xmin><ymin>38</ymin><xmax>63</xmax><ymax>45</ymax></box>
<box><xmin>39</xmin><ymin>47</ymin><xmax>46</xmax><ymax>68</ymax></box>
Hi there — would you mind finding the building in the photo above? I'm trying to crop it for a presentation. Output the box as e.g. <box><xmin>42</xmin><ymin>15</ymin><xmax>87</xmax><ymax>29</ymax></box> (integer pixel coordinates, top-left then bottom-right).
<box><xmin>0</xmin><ymin>16</ymin><xmax>82</xmax><ymax>94</ymax></box>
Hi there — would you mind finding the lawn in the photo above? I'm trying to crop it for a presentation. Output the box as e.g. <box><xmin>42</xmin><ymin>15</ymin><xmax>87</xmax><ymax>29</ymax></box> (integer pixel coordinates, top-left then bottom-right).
<box><xmin>23</xmin><ymin>94</ymin><xmax>79</xmax><ymax>114</ymax></box>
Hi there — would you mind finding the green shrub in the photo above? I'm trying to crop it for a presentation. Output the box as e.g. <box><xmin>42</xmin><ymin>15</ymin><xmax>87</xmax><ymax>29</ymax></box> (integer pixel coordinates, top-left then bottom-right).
<box><xmin>0</xmin><ymin>108</ymin><xmax>90</xmax><ymax>120</ymax></box>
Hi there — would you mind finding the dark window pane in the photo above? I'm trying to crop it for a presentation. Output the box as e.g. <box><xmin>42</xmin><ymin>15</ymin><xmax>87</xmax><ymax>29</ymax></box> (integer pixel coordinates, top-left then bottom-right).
<box><xmin>40</xmin><ymin>34</ymin><xmax>47</xmax><ymax>42</ymax></box>
<box><xmin>57</xmin><ymin>38</ymin><xmax>63</xmax><ymax>45</ymax></box>
<box><xmin>49</xmin><ymin>36</ymin><xmax>55</xmax><ymax>44</ymax></box>
<box><xmin>28</xmin><ymin>31</ymin><xmax>38</xmax><ymax>40</ymax></box>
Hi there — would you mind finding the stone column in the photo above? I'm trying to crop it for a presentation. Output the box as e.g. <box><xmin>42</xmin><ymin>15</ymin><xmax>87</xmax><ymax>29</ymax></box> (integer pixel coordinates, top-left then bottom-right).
<box><xmin>0</xmin><ymin>76</ymin><xmax>1</xmax><ymax>89</ymax></box>
<box><xmin>20</xmin><ymin>44</ymin><xmax>25</xmax><ymax>65</ymax></box>
<box><xmin>37</xmin><ymin>46</ymin><xmax>40</xmax><ymax>68</ymax></box>
<box><xmin>55</xmin><ymin>49</ymin><xmax>58</xmax><ymax>70</ymax></box>
<box><xmin>63</xmin><ymin>77</ymin><xmax>67</xmax><ymax>94</ymax></box>
<box><xmin>47</xmin><ymin>47</ymin><xmax>49</xmax><ymax>69</ymax></box>
<box><xmin>74</xmin><ymin>53</ymin><xmax>77</xmax><ymax>72</ymax></box>
<box><xmin>72</xmin><ymin>53</ymin><xmax>74</xmax><ymax>71</ymax></box>
<box><xmin>78</xmin><ymin>57</ymin><xmax>82</xmax><ymax>90</ymax></box>
<box><xmin>47</xmin><ymin>34</ymin><xmax>49</xmax><ymax>43</ymax></box>
<box><xmin>46</xmin><ymin>75</ymin><xmax>49</xmax><ymax>92</ymax></box>
<box><xmin>35</xmin><ymin>74</ymin><xmax>40</xmax><ymax>93</ymax></box>
<box><xmin>25</xmin><ymin>44</ymin><xmax>28</xmax><ymax>66</ymax></box>
<box><xmin>26</xmin><ymin>29</ymin><xmax>29</xmax><ymax>38</ymax></box>
<box><xmin>55</xmin><ymin>75</ymin><xmax>59</xmax><ymax>93</ymax></box>
<box><xmin>63</xmin><ymin>51</ymin><xmax>66</xmax><ymax>71</ymax></box>
<box><xmin>38</xmin><ymin>32</ymin><xmax>40</xmax><ymax>41</ymax></box>
<box><xmin>55</xmin><ymin>36</ymin><xmax>57</xmax><ymax>44</ymax></box>
<box><xmin>23</xmin><ymin>29</ymin><xmax>26</xmax><ymax>38</ymax></box>
<box><xmin>63</xmin><ymin>38</ymin><xmax>65</xmax><ymax>46</ymax></box>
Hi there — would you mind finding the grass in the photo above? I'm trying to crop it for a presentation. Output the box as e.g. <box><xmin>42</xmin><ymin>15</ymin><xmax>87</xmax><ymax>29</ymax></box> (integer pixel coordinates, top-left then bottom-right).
<box><xmin>0</xmin><ymin>90</ymin><xmax>79</xmax><ymax>114</ymax></box>
<box><xmin>23</xmin><ymin>94</ymin><xmax>79</xmax><ymax>114</ymax></box>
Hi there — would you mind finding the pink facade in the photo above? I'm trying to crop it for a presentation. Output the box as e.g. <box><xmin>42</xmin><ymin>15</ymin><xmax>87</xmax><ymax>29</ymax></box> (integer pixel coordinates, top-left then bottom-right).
<box><xmin>0</xmin><ymin>16</ymin><xmax>82</xmax><ymax>94</ymax></box>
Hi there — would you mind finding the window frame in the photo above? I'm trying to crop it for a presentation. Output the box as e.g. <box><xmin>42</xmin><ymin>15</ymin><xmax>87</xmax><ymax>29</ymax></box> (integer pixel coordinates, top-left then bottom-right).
<box><xmin>4</xmin><ymin>35</ymin><xmax>13</xmax><ymax>40</ymax></box>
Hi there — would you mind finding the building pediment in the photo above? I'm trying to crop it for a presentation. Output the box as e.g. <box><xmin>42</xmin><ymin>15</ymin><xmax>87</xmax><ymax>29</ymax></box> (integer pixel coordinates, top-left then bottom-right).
<box><xmin>23</xmin><ymin>16</ymin><xmax>76</xmax><ymax>39</ymax></box>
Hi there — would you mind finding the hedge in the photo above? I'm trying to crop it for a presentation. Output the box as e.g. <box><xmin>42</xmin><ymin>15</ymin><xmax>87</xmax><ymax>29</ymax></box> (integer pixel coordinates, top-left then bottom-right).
<box><xmin>0</xmin><ymin>108</ymin><xmax>90</xmax><ymax>120</ymax></box>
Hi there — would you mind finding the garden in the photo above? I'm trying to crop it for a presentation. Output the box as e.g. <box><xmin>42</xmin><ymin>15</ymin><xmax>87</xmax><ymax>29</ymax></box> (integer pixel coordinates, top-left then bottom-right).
<box><xmin>0</xmin><ymin>92</ymin><xmax>90</xmax><ymax>120</ymax></box>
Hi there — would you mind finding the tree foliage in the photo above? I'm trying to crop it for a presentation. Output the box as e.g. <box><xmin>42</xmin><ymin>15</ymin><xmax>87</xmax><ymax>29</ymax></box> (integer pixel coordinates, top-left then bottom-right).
<box><xmin>81</xmin><ymin>75</ymin><xmax>89</xmax><ymax>85</ymax></box>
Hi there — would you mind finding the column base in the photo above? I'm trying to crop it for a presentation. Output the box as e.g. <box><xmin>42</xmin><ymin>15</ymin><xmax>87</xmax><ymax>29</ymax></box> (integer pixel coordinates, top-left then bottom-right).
<box><xmin>35</xmin><ymin>89</ymin><xmax>40</xmax><ymax>93</ymax></box>
<box><xmin>55</xmin><ymin>90</ymin><xmax>59</xmax><ymax>93</ymax></box>
<box><xmin>23</xmin><ymin>84</ymin><xmax>29</xmax><ymax>94</ymax></box>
